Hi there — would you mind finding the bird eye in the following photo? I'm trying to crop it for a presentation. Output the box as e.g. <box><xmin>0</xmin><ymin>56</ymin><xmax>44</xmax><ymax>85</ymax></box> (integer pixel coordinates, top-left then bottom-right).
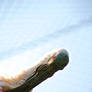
<box><xmin>51</xmin><ymin>56</ymin><xmax>55</xmax><ymax>60</ymax></box>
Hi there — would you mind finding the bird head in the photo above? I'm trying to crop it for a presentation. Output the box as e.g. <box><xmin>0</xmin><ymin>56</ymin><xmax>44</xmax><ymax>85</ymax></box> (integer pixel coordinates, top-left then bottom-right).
<box><xmin>4</xmin><ymin>48</ymin><xmax>69</xmax><ymax>92</ymax></box>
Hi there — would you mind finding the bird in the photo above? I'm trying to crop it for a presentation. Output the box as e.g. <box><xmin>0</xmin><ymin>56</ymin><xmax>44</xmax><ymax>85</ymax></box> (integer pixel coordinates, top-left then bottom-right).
<box><xmin>0</xmin><ymin>48</ymin><xmax>69</xmax><ymax>92</ymax></box>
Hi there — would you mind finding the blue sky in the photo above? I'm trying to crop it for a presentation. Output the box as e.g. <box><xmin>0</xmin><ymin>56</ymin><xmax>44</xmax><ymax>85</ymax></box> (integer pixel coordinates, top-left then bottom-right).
<box><xmin>0</xmin><ymin>0</ymin><xmax>92</xmax><ymax>92</ymax></box>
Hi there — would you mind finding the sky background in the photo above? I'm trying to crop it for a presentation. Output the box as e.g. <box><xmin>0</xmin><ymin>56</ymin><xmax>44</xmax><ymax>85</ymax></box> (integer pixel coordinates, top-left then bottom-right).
<box><xmin>0</xmin><ymin>0</ymin><xmax>92</xmax><ymax>92</ymax></box>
